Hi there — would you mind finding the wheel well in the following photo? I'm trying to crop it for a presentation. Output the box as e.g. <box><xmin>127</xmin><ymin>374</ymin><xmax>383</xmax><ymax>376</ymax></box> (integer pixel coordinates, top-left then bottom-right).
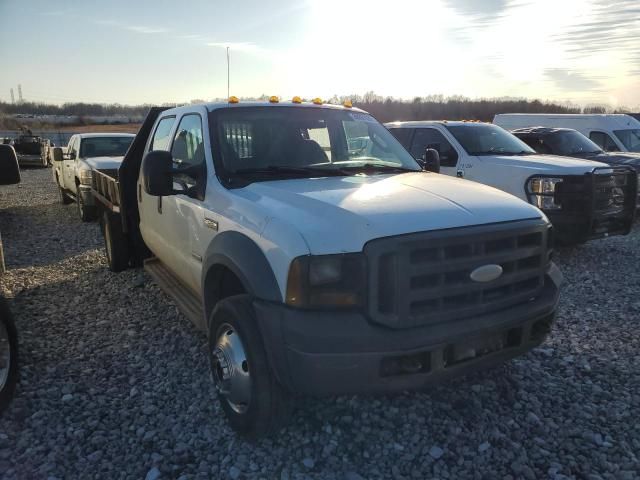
<box><xmin>204</xmin><ymin>265</ymin><xmax>247</xmax><ymax>320</ymax></box>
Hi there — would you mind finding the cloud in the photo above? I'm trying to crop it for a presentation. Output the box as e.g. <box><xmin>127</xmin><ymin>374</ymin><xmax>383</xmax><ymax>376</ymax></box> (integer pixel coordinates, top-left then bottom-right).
<box><xmin>545</xmin><ymin>68</ymin><xmax>603</xmax><ymax>91</ymax></box>
<box><xmin>126</xmin><ymin>25</ymin><xmax>168</xmax><ymax>34</ymax></box>
<box><xmin>93</xmin><ymin>19</ymin><xmax>168</xmax><ymax>35</ymax></box>
<box><xmin>443</xmin><ymin>0</ymin><xmax>509</xmax><ymax>17</ymax></box>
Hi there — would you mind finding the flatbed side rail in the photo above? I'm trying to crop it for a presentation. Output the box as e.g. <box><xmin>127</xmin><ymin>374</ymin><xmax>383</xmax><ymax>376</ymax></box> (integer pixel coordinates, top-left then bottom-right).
<box><xmin>92</xmin><ymin>170</ymin><xmax>122</xmax><ymax>215</ymax></box>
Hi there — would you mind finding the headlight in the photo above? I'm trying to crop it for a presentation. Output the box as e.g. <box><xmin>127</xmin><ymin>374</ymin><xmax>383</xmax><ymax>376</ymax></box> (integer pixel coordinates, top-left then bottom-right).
<box><xmin>285</xmin><ymin>254</ymin><xmax>366</xmax><ymax>308</ymax></box>
<box><xmin>78</xmin><ymin>168</ymin><xmax>94</xmax><ymax>185</ymax></box>
<box><xmin>526</xmin><ymin>177</ymin><xmax>563</xmax><ymax>210</ymax></box>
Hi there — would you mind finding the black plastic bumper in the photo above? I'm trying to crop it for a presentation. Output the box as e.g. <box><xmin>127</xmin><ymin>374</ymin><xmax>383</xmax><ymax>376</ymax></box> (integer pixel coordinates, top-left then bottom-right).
<box><xmin>253</xmin><ymin>264</ymin><xmax>562</xmax><ymax>396</ymax></box>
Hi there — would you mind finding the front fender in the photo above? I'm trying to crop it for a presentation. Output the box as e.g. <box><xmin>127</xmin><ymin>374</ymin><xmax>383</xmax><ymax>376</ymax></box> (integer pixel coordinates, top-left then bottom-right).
<box><xmin>201</xmin><ymin>231</ymin><xmax>281</xmax><ymax>317</ymax></box>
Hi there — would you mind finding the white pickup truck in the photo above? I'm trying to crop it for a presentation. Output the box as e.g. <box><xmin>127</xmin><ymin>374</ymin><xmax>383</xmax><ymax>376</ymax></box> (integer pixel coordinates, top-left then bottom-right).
<box><xmin>386</xmin><ymin>121</ymin><xmax>637</xmax><ymax>244</ymax></box>
<box><xmin>93</xmin><ymin>101</ymin><xmax>561</xmax><ymax>437</ymax></box>
<box><xmin>52</xmin><ymin>133</ymin><xmax>134</xmax><ymax>221</ymax></box>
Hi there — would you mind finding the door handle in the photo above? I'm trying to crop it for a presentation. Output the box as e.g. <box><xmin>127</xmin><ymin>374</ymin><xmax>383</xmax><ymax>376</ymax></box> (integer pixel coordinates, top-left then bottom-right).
<box><xmin>157</xmin><ymin>196</ymin><xmax>162</xmax><ymax>214</ymax></box>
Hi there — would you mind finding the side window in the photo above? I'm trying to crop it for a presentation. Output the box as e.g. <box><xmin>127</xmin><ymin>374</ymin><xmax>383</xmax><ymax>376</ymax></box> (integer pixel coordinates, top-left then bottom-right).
<box><xmin>170</xmin><ymin>114</ymin><xmax>205</xmax><ymax>189</ymax></box>
<box><xmin>521</xmin><ymin>136</ymin><xmax>552</xmax><ymax>154</ymax></box>
<box><xmin>305</xmin><ymin>125</ymin><xmax>332</xmax><ymax>161</ymax></box>
<box><xmin>589</xmin><ymin>131</ymin><xmax>619</xmax><ymax>152</ymax></box>
<box><xmin>410</xmin><ymin>128</ymin><xmax>459</xmax><ymax>167</ymax></box>
<box><xmin>388</xmin><ymin>128</ymin><xmax>414</xmax><ymax>150</ymax></box>
<box><xmin>150</xmin><ymin>117</ymin><xmax>176</xmax><ymax>151</ymax></box>
<box><xmin>67</xmin><ymin>137</ymin><xmax>78</xmax><ymax>158</ymax></box>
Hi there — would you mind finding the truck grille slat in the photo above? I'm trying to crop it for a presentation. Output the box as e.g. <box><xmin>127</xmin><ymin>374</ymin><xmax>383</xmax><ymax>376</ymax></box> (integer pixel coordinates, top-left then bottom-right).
<box><xmin>365</xmin><ymin>220</ymin><xmax>551</xmax><ymax>329</ymax></box>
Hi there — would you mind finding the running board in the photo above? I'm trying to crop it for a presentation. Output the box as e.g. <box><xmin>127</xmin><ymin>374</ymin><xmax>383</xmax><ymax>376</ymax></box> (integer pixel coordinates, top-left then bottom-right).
<box><xmin>144</xmin><ymin>258</ymin><xmax>205</xmax><ymax>331</ymax></box>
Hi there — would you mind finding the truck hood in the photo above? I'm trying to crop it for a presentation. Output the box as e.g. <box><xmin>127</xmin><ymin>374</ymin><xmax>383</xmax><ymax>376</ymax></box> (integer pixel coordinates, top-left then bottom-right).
<box><xmin>240</xmin><ymin>172</ymin><xmax>544</xmax><ymax>254</ymax></box>
<box><xmin>84</xmin><ymin>156</ymin><xmax>124</xmax><ymax>170</ymax></box>
<box><xmin>574</xmin><ymin>152</ymin><xmax>640</xmax><ymax>172</ymax></box>
<box><xmin>479</xmin><ymin>153</ymin><xmax>608</xmax><ymax>174</ymax></box>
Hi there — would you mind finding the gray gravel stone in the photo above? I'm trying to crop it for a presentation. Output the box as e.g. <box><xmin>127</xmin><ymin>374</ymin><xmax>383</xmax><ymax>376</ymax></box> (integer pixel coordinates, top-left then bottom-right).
<box><xmin>1</xmin><ymin>168</ymin><xmax>640</xmax><ymax>480</ymax></box>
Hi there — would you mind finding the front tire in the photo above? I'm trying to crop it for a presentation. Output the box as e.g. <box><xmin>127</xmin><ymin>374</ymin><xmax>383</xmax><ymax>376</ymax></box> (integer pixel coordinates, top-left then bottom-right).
<box><xmin>208</xmin><ymin>295</ymin><xmax>292</xmax><ymax>438</ymax></box>
<box><xmin>0</xmin><ymin>298</ymin><xmax>19</xmax><ymax>414</ymax></box>
<box><xmin>58</xmin><ymin>186</ymin><xmax>72</xmax><ymax>205</ymax></box>
<box><xmin>77</xmin><ymin>192</ymin><xmax>97</xmax><ymax>222</ymax></box>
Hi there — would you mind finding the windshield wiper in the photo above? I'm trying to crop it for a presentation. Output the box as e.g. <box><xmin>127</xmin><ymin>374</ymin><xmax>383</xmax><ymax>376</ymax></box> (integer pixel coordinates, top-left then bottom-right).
<box><xmin>232</xmin><ymin>165</ymin><xmax>346</xmax><ymax>177</ymax></box>
<box><xmin>335</xmin><ymin>163</ymin><xmax>419</xmax><ymax>173</ymax></box>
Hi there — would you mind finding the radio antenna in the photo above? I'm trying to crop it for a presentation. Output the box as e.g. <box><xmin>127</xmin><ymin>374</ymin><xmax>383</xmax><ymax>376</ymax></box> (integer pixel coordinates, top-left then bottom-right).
<box><xmin>226</xmin><ymin>46</ymin><xmax>230</xmax><ymax>99</ymax></box>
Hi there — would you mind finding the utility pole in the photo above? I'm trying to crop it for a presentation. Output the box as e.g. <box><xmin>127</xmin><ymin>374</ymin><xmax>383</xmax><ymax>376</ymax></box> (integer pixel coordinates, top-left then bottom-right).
<box><xmin>10</xmin><ymin>88</ymin><xmax>14</xmax><ymax>104</ymax></box>
<box><xmin>17</xmin><ymin>84</ymin><xmax>23</xmax><ymax>103</ymax></box>
<box><xmin>226</xmin><ymin>46</ymin><xmax>230</xmax><ymax>99</ymax></box>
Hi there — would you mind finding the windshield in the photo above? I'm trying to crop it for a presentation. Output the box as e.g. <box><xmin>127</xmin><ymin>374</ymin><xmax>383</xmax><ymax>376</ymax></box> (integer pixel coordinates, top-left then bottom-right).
<box><xmin>613</xmin><ymin>129</ymin><xmax>640</xmax><ymax>152</ymax></box>
<box><xmin>545</xmin><ymin>130</ymin><xmax>602</xmax><ymax>155</ymax></box>
<box><xmin>446</xmin><ymin>124</ymin><xmax>535</xmax><ymax>155</ymax></box>
<box><xmin>212</xmin><ymin>107</ymin><xmax>420</xmax><ymax>179</ymax></box>
<box><xmin>80</xmin><ymin>136</ymin><xmax>133</xmax><ymax>158</ymax></box>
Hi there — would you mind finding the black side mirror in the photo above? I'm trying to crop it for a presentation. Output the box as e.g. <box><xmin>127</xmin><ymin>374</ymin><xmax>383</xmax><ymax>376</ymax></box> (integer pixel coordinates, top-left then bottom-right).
<box><xmin>142</xmin><ymin>150</ymin><xmax>175</xmax><ymax>196</ymax></box>
<box><xmin>0</xmin><ymin>145</ymin><xmax>21</xmax><ymax>185</ymax></box>
<box><xmin>421</xmin><ymin>148</ymin><xmax>441</xmax><ymax>173</ymax></box>
<box><xmin>68</xmin><ymin>151</ymin><xmax>76</xmax><ymax>160</ymax></box>
<box><xmin>52</xmin><ymin>147</ymin><xmax>64</xmax><ymax>162</ymax></box>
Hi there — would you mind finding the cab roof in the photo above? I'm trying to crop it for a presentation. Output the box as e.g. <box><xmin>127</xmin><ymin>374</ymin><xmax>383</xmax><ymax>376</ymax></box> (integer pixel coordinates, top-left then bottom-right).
<box><xmin>162</xmin><ymin>101</ymin><xmax>368</xmax><ymax>116</ymax></box>
<box><xmin>385</xmin><ymin>120</ymin><xmax>489</xmax><ymax>128</ymax></box>
<box><xmin>76</xmin><ymin>132</ymin><xmax>136</xmax><ymax>138</ymax></box>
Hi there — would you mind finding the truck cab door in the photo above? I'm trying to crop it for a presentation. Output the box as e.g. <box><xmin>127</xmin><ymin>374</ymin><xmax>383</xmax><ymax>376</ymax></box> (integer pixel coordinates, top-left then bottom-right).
<box><xmin>409</xmin><ymin>127</ymin><xmax>463</xmax><ymax>178</ymax></box>
<box><xmin>63</xmin><ymin>137</ymin><xmax>78</xmax><ymax>192</ymax></box>
<box><xmin>138</xmin><ymin>116</ymin><xmax>177</xmax><ymax>266</ymax></box>
<box><xmin>164</xmin><ymin>113</ymin><xmax>211</xmax><ymax>292</ymax></box>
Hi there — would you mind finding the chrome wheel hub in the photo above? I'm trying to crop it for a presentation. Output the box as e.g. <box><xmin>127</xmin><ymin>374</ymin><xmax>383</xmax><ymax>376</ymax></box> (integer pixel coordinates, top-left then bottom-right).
<box><xmin>0</xmin><ymin>320</ymin><xmax>11</xmax><ymax>390</ymax></box>
<box><xmin>211</xmin><ymin>323</ymin><xmax>251</xmax><ymax>413</ymax></box>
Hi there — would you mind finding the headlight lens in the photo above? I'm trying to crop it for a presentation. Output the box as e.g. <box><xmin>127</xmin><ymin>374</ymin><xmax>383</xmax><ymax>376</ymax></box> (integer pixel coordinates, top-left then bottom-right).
<box><xmin>527</xmin><ymin>177</ymin><xmax>563</xmax><ymax>210</ymax></box>
<box><xmin>286</xmin><ymin>254</ymin><xmax>366</xmax><ymax>308</ymax></box>
<box><xmin>78</xmin><ymin>168</ymin><xmax>94</xmax><ymax>185</ymax></box>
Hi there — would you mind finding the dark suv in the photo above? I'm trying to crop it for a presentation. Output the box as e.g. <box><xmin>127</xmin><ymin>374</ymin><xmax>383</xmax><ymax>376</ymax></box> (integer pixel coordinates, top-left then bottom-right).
<box><xmin>512</xmin><ymin>127</ymin><xmax>640</xmax><ymax>209</ymax></box>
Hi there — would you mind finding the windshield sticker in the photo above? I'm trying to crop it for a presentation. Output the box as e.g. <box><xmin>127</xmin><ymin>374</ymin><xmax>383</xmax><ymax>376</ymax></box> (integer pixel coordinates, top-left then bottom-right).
<box><xmin>349</xmin><ymin>113</ymin><xmax>376</xmax><ymax>123</ymax></box>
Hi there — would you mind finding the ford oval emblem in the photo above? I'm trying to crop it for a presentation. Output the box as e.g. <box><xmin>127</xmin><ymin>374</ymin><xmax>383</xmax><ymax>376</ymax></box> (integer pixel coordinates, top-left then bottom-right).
<box><xmin>470</xmin><ymin>264</ymin><xmax>503</xmax><ymax>283</ymax></box>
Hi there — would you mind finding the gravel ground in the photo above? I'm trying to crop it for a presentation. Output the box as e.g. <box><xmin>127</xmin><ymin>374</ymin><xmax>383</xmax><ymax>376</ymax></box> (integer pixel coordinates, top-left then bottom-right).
<box><xmin>0</xmin><ymin>168</ymin><xmax>639</xmax><ymax>480</ymax></box>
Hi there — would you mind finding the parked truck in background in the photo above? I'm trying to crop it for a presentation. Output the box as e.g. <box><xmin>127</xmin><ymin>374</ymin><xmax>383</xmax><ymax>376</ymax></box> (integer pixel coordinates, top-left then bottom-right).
<box><xmin>11</xmin><ymin>134</ymin><xmax>47</xmax><ymax>168</ymax></box>
<box><xmin>510</xmin><ymin>127</ymin><xmax>640</xmax><ymax>209</ymax></box>
<box><xmin>493</xmin><ymin>113</ymin><xmax>640</xmax><ymax>153</ymax></box>
<box><xmin>0</xmin><ymin>144</ymin><xmax>21</xmax><ymax>413</ymax></box>
<box><xmin>92</xmin><ymin>100</ymin><xmax>561</xmax><ymax>437</ymax></box>
<box><xmin>386</xmin><ymin>121</ymin><xmax>637</xmax><ymax>244</ymax></box>
<box><xmin>52</xmin><ymin>133</ymin><xmax>134</xmax><ymax>221</ymax></box>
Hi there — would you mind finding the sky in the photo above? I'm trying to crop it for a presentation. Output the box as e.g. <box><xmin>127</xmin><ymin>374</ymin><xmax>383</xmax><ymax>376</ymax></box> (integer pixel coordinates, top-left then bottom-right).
<box><xmin>0</xmin><ymin>0</ymin><xmax>639</xmax><ymax>107</ymax></box>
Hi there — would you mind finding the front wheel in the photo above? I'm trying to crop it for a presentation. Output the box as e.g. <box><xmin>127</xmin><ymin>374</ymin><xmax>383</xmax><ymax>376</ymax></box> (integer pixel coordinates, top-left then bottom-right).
<box><xmin>208</xmin><ymin>295</ymin><xmax>292</xmax><ymax>438</ymax></box>
<box><xmin>58</xmin><ymin>186</ymin><xmax>72</xmax><ymax>205</ymax></box>
<box><xmin>77</xmin><ymin>192</ymin><xmax>97</xmax><ymax>222</ymax></box>
<box><xmin>0</xmin><ymin>298</ymin><xmax>19</xmax><ymax>414</ymax></box>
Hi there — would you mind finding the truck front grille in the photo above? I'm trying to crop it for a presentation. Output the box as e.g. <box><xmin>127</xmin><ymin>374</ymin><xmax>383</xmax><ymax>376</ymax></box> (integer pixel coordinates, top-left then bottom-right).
<box><xmin>554</xmin><ymin>167</ymin><xmax>637</xmax><ymax>235</ymax></box>
<box><xmin>365</xmin><ymin>220</ymin><xmax>551</xmax><ymax>329</ymax></box>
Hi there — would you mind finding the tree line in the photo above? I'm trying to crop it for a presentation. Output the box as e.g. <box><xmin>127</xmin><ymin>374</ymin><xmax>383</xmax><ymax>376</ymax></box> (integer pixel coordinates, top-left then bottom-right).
<box><xmin>0</xmin><ymin>94</ymin><xmax>633</xmax><ymax>124</ymax></box>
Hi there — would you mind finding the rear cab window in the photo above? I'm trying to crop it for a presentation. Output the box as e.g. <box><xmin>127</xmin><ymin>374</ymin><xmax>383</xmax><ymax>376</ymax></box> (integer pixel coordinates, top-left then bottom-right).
<box><xmin>150</xmin><ymin>117</ymin><xmax>177</xmax><ymax>151</ymax></box>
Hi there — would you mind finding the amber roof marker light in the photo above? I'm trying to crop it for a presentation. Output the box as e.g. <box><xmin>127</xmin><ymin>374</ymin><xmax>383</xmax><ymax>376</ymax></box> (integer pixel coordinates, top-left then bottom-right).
<box><xmin>269</xmin><ymin>96</ymin><xmax>279</xmax><ymax>103</ymax></box>
<box><xmin>292</xmin><ymin>96</ymin><xmax>302</xmax><ymax>104</ymax></box>
<box><xmin>228</xmin><ymin>96</ymin><xmax>239</xmax><ymax>104</ymax></box>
